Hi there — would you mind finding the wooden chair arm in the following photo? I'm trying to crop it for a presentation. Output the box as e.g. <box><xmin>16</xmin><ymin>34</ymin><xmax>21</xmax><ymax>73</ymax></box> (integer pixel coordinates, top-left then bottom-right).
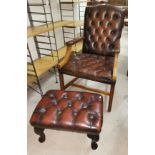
<box><xmin>57</xmin><ymin>46</ymin><xmax>72</xmax><ymax>69</ymax></box>
<box><xmin>112</xmin><ymin>40</ymin><xmax>120</xmax><ymax>80</ymax></box>
<box><xmin>124</xmin><ymin>18</ymin><xmax>128</xmax><ymax>26</ymax></box>
<box><xmin>66</xmin><ymin>37</ymin><xmax>83</xmax><ymax>46</ymax></box>
<box><xmin>57</xmin><ymin>37</ymin><xmax>84</xmax><ymax>69</ymax></box>
<box><xmin>112</xmin><ymin>52</ymin><xmax>119</xmax><ymax>81</ymax></box>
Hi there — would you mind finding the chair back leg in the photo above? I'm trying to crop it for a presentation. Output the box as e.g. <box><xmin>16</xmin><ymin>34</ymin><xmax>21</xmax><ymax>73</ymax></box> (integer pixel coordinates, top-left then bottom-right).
<box><xmin>108</xmin><ymin>84</ymin><xmax>115</xmax><ymax>112</ymax></box>
<box><xmin>59</xmin><ymin>72</ymin><xmax>64</xmax><ymax>90</ymax></box>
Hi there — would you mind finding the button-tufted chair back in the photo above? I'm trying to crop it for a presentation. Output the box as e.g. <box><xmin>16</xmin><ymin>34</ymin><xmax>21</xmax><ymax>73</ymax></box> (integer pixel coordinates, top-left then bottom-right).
<box><xmin>87</xmin><ymin>0</ymin><xmax>109</xmax><ymax>6</ymax></box>
<box><xmin>82</xmin><ymin>4</ymin><xmax>125</xmax><ymax>56</ymax></box>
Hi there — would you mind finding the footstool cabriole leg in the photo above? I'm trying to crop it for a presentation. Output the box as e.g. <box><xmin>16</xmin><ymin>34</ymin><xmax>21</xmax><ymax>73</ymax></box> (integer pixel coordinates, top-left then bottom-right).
<box><xmin>87</xmin><ymin>134</ymin><xmax>99</xmax><ymax>150</ymax></box>
<box><xmin>34</xmin><ymin>127</ymin><xmax>46</xmax><ymax>143</ymax></box>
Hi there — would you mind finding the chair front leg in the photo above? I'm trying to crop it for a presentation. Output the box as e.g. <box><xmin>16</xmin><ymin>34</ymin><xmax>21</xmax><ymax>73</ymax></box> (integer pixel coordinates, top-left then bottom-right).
<box><xmin>108</xmin><ymin>83</ymin><xmax>115</xmax><ymax>112</ymax></box>
<box><xmin>58</xmin><ymin>71</ymin><xmax>64</xmax><ymax>90</ymax></box>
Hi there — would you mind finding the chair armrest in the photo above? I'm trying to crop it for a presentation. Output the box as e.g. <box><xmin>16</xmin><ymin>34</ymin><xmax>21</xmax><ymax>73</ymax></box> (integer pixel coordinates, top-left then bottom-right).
<box><xmin>112</xmin><ymin>40</ymin><xmax>120</xmax><ymax>80</ymax></box>
<box><xmin>57</xmin><ymin>37</ymin><xmax>83</xmax><ymax>69</ymax></box>
<box><xmin>115</xmin><ymin>40</ymin><xmax>120</xmax><ymax>53</ymax></box>
<box><xmin>57</xmin><ymin>46</ymin><xmax>72</xmax><ymax>69</ymax></box>
<box><xmin>124</xmin><ymin>19</ymin><xmax>128</xmax><ymax>26</ymax></box>
<box><xmin>112</xmin><ymin>52</ymin><xmax>119</xmax><ymax>81</ymax></box>
<box><xmin>66</xmin><ymin>37</ymin><xmax>83</xmax><ymax>46</ymax></box>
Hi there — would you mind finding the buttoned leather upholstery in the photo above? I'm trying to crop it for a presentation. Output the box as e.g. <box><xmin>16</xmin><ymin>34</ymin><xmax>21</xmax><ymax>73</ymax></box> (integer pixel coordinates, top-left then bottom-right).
<box><xmin>87</xmin><ymin>0</ymin><xmax>108</xmax><ymax>6</ymax></box>
<box><xmin>83</xmin><ymin>4</ymin><xmax>125</xmax><ymax>56</ymax></box>
<box><xmin>60</xmin><ymin>52</ymin><xmax>114</xmax><ymax>84</ymax></box>
<box><xmin>59</xmin><ymin>4</ymin><xmax>125</xmax><ymax>83</ymax></box>
<box><xmin>30</xmin><ymin>90</ymin><xmax>103</xmax><ymax>134</ymax></box>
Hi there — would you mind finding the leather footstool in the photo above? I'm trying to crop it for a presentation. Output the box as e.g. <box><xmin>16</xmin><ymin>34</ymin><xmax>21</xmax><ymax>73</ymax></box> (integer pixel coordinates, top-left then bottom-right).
<box><xmin>30</xmin><ymin>90</ymin><xmax>103</xmax><ymax>150</ymax></box>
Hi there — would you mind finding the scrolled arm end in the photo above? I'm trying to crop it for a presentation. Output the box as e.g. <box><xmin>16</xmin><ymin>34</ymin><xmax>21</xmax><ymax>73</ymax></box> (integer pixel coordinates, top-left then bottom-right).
<box><xmin>57</xmin><ymin>46</ymin><xmax>72</xmax><ymax>69</ymax></box>
<box><xmin>66</xmin><ymin>37</ymin><xmax>83</xmax><ymax>46</ymax></box>
<box><xmin>57</xmin><ymin>37</ymin><xmax>83</xmax><ymax>69</ymax></box>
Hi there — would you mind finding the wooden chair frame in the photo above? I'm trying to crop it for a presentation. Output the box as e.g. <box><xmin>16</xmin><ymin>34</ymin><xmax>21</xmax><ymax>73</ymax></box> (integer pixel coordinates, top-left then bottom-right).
<box><xmin>57</xmin><ymin>38</ymin><xmax>119</xmax><ymax>112</ymax></box>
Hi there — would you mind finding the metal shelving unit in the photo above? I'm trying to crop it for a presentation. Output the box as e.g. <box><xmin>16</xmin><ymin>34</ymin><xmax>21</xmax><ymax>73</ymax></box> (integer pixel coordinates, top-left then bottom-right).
<box><xmin>27</xmin><ymin>0</ymin><xmax>90</xmax><ymax>96</ymax></box>
<box><xmin>59</xmin><ymin>0</ymin><xmax>85</xmax><ymax>46</ymax></box>
<box><xmin>59</xmin><ymin>0</ymin><xmax>76</xmax><ymax>45</ymax></box>
<box><xmin>27</xmin><ymin>0</ymin><xmax>59</xmax><ymax>95</ymax></box>
<box><xmin>78</xmin><ymin>0</ymin><xmax>87</xmax><ymax>36</ymax></box>
<box><xmin>27</xmin><ymin>44</ymin><xmax>43</xmax><ymax>96</ymax></box>
<box><xmin>27</xmin><ymin>0</ymin><xmax>59</xmax><ymax>59</ymax></box>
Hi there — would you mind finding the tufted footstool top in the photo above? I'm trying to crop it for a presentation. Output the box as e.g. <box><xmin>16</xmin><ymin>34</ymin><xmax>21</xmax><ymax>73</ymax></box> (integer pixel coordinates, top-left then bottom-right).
<box><xmin>30</xmin><ymin>90</ymin><xmax>103</xmax><ymax>134</ymax></box>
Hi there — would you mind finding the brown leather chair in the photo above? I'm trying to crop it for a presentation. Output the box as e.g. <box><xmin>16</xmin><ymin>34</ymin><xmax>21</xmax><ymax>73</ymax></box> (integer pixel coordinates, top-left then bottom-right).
<box><xmin>58</xmin><ymin>4</ymin><xmax>125</xmax><ymax>112</ymax></box>
<box><xmin>87</xmin><ymin>0</ymin><xmax>109</xmax><ymax>6</ymax></box>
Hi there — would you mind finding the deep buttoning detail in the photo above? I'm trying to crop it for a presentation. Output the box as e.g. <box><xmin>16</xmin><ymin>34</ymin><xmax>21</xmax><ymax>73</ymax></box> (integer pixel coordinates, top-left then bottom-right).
<box><xmin>30</xmin><ymin>90</ymin><xmax>103</xmax><ymax>134</ymax></box>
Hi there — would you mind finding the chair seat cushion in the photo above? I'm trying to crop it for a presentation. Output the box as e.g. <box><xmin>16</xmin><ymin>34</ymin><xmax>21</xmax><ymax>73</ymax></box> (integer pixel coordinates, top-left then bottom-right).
<box><xmin>59</xmin><ymin>53</ymin><xmax>115</xmax><ymax>84</ymax></box>
<box><xmin>30</xmin><ymin>90</ymin><xmax>103</xmax><ymax>134</ymax></box>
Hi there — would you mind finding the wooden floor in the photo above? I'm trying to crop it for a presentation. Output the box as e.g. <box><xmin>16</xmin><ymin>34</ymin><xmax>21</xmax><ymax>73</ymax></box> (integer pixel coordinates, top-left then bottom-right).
<box><xmin>27</xmin><ymin>41</ymin><xmax>83</xmax><ymax>86</ymax></box>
